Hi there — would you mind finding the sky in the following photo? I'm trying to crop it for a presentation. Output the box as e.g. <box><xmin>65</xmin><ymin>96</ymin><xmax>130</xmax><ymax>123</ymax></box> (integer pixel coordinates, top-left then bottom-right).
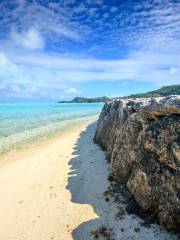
<box><xmin>0</xmin><ymin>0</ymin><xmax>180</xmax><ymax>101</ymax></box>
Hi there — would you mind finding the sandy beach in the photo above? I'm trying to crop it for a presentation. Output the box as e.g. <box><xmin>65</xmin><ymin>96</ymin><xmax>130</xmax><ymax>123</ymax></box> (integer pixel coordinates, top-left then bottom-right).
<box><xmin>0</xmin><ymin>120</ymin><xmax>178</xmax><ymax>240</ymax></box>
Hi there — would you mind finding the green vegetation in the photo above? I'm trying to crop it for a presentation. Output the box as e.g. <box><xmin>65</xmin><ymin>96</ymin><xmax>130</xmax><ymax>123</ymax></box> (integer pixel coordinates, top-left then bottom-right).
<box><xmin>126</xmin><ymin>85</ymin><xmax>180</xmax><ymax>98</ymax></box>
<box><xmin>59</xmin><ymin>96</ymin><xmax>110</xmax><ymax>103</ymax></box>
<box><xmin>59</xmin><ymin>85</ymin><xmax>180</xmax><ymax>103</ymax></box>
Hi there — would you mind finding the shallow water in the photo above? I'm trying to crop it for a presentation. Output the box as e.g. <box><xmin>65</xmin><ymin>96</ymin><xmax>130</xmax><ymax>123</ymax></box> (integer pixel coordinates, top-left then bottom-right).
<box><xmin>0</xmin><ymin>102</ymin><xmax>103</xmax><ymax>155</ymax></box>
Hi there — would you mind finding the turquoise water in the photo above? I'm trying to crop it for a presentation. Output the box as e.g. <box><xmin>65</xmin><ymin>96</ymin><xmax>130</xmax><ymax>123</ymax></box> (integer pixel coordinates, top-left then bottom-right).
<box><xmin>0</xmin><ymin>103</ymin><xmax>103</xmax><ymax>155</ymax></box>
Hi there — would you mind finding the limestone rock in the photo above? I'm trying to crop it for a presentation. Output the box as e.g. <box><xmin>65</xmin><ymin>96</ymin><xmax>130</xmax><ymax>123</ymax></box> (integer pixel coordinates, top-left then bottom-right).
<box><xmin>94</xmin><ymin>96</ymin><xmax>180</xmax><ymax>230</ymax></box>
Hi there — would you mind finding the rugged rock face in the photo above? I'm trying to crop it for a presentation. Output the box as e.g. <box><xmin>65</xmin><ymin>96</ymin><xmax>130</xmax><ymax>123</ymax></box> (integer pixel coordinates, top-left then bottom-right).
<box><xmin>94</xmin><ymin>96</ymin><xmax>180</xmax><ymax>230</ymax></box>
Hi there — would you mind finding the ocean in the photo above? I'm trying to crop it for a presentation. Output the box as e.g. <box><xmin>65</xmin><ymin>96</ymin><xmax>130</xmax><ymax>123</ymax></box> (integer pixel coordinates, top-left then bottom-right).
<box><xmin>0</xmin><ymin>102</ymin><xmax>103</xmax><ymax>155</ymax></box>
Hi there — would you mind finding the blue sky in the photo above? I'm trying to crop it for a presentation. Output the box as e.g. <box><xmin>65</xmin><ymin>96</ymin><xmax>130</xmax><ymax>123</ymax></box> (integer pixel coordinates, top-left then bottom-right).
<box><xmin>0</xmin><ymin>0</ymin><xmax>180</xmax><ymax>101</ymax></box>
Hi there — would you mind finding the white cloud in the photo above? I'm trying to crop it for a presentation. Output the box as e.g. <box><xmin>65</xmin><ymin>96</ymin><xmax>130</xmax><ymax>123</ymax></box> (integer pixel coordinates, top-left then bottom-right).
<box><xmin>48</xmin><ymin>25</ymin><xmax>81</xmax><ymax>41</ymax></box>
<box><xmin>0</xmin><ymin>49</ymin><xmax>179</xmax><ymax>100</ymax></box>
<box><xmin>0</xmin><ymin>52</ymin><xmax>8</xmax><ymax>66</ymax></box>
<box><xmin>64</xmin><ymin>88</ymin><xmax>82</xmax><ymax>94</ymax></box>
<box><xmin>0</xmin><ymin>0</ymin><xmax>179</xmax><ymax>55</ymax></box>
<box><xmin>169</xmin><ymin>67</ymin><xmax>178</xmax><ymax>75</ymax></box>
<box><xmin>0</xmin><ymin>0</ymin><xmax>180</xmax><ymax>100</ymax></box>
<box><xmin>0</xmin><ymin>50</ymin><xmax>179</xmax><ymax>100</ymax></box>
<box><xmin>0</xmin><ymin>52</ymin><xmax>18</xmax><ymax>72</ymax></box>
<box><xmin>4</xmin><ymin>50</ymin><xmax>180</xmax><ymax>84</ymax></box>
<box><xmin>11</xmin><ymin>27</ymin><xmax>44</xmax><ymax>50</ymax></box>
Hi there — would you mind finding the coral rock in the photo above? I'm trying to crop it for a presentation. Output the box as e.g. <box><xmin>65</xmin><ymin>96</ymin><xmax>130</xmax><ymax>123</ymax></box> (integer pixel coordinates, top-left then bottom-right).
<box><xmin>94</xmin><ymin>96</ymin><xmax>180</xmax><ymax>230</ymax></box>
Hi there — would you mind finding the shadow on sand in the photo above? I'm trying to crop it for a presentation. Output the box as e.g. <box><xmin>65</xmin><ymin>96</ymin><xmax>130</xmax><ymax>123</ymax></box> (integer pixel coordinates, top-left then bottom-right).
<box><xmin>66</xmin><ymin>122</ymin><xmax>112</xmax><ymax>240</ymax></box>
<box><xmin>65</xmin><ymin>122</ymin><xmax>179</xmax><ymax>240</ymax></box>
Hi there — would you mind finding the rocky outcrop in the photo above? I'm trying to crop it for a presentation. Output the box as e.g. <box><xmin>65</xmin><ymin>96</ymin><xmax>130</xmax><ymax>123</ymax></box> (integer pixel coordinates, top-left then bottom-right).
<box><xmin>94</xmin><ymin>96</ymin><xmax>180</xmax><ymax>230</ymax></box>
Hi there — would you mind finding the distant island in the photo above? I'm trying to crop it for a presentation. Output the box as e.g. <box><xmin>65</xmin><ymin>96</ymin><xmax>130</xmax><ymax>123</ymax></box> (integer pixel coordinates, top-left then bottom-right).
<box><xmin>126</xmin><ymin>84</ymin><xmax>180</xmax><ymax>98</ymax></box>
<box><xmin>58</xmin><ymin>96</ymin><xmax>110</xmax><ymax>103</ymax></box>
<box><xmin>58</xmin><ymin>85</ymin><xmax>180</xmax><ymax>103</ymax></box>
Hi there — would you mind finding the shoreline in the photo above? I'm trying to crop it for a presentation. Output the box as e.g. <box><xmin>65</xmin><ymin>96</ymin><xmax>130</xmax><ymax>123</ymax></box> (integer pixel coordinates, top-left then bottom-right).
<box><xmin>0</xmin><ymin>119</ymin><xmax>98</xmax><ymax>240</ymax></box>
<box><xmin>0</xmin><ymin>119</ymin><xmax>178</xmax><ymax>240</ymax></box>
<box><xmin>0</xmin><ymin>115</ymin><xmax>98</xmax><ymax>167</ymax></box>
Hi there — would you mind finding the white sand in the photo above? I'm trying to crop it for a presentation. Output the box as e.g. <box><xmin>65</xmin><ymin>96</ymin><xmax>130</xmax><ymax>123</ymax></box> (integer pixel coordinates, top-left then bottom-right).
<box><xmin>0</xmin><ymin>120</ymin><xmax>178</xmax><ymax>240</ymax></box>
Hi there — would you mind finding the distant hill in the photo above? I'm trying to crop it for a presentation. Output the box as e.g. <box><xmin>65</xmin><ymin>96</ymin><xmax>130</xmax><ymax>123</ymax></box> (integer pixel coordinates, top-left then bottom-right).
<box><xmin>58</xmin><ymin>85</ymin><xmax>180</xmax><ymax>103</ymax></box>
<box><xmin>127</xmin><ymin>85</ymin><xmax>180</xmax><ymax>98</ymax></box>
<box><xmin>58</xmin><ymin>96</ymin><xmax>110</xmax><ymax>103</ymax></box>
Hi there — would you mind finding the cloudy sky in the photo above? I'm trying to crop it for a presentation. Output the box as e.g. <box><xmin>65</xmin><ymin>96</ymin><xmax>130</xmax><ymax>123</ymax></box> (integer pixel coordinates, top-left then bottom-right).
<box><xmin>0</xmin><ymin>0</ymin><xmax>180</xmax><ymax>101</ymax></box>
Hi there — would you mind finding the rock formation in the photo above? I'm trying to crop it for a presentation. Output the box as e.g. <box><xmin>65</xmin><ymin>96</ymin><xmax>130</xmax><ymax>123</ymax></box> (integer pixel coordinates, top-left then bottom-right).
<box><xmin>94</xmin><ymin>96</ymin><xmax>180</xmax><ymax>230</ymax></box>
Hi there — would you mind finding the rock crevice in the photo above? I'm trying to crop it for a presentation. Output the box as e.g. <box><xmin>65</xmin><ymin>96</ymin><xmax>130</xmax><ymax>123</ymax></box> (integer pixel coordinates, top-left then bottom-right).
<box><xmin>94</xmin><ymin>96</ymin><xmax>180</xmax><ymax>230</ymax></box>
